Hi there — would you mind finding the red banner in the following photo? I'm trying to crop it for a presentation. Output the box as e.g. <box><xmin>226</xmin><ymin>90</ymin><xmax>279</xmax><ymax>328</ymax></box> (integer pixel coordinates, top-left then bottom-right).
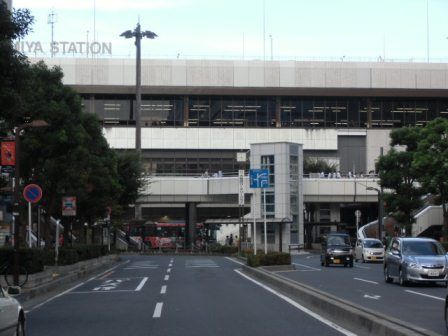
<box><xmin>1</xmin><ymin>142</ymin><xmax>15</xmax><ymax>166</ymax></box>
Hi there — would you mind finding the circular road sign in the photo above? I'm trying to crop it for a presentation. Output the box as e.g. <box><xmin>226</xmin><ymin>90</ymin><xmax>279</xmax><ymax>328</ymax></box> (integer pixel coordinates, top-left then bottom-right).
<box><xmin>23</xmin><ymin>184</ymin><xmax>43</xmax><ymax>204</ymax></box>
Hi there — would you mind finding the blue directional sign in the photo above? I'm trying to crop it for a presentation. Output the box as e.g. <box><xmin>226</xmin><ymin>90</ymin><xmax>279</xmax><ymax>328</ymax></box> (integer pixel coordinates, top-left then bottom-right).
<box><xmin>249</xmin><ymin>169</ymin><xmax>269</xmax><ymax>188</ymax></box>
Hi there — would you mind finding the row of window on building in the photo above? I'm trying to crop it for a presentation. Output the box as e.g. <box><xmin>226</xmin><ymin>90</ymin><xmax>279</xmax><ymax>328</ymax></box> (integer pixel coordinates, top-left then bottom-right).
<box><xmin>82</xmin><ymin>95</ymin><xmax>448</xmax><ymax>128</ymax></box>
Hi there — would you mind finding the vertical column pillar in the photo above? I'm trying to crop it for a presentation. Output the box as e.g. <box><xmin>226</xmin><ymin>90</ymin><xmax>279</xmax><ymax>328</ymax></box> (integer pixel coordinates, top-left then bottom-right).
<box><xmin>275</xmin><ymin>96</ymin><xmax>281</xmax><ymax>128</ymax></box>
<box><xmin>183</xmin><ymin>96</ymin><xmax>189</xmax><ymax>127</ymax></box>
<box><xmin>185</xmin><ymin>202</ymin><xmax>197</xmax><ymax>248</ymax></box>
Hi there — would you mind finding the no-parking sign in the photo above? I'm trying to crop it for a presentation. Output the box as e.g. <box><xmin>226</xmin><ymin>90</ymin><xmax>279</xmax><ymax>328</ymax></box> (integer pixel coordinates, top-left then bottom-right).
<box><xmin>23</xmin><ymin>184</ymin><xmax>43</xmax><ymax>204</ymax></box>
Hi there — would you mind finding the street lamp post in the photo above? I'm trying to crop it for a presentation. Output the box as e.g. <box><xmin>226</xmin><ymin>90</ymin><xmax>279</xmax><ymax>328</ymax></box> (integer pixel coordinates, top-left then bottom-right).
<box><xmin>120</xmin><ymin>23</ymin><xmax>157</xmax><ymax>154</ymax></box>
<box><xmin>13</xmin><ymin>120</ymin><xmax>49</xmax><ymax>285</ymax></box>
<box><xmin>367</xmin><ymin>186</ymin><xmax>383</xmax><ymax>240</ymax></box>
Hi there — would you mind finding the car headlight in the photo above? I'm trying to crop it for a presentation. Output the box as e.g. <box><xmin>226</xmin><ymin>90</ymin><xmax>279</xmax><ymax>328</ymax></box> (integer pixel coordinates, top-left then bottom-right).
<box><xmin>408</xmin><ymin>262</ymin><xmax>421</xmax><ymax>269</ymax></box>
<box><xmin>327</xmin><ymin>248</ymin><xmax>334</xmax><ymax>254</ymax></box>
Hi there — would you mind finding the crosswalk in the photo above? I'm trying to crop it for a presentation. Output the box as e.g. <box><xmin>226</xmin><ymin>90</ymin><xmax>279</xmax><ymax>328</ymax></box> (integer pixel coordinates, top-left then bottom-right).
<box><xmin>186</xmin><ymin>259</ymin><xmax>219</xmax><ymax>268</ymax></box>
<box><xmin>124</xmin><ymin>261</ymin><xmax>160</xmax><ymax>270</ymax></box>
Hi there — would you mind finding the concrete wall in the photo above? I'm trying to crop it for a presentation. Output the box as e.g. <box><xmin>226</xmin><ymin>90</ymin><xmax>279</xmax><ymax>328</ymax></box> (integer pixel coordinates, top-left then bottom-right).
<box><xmin>365</xmin><ymin>129</ymin><xmax>392</xmax><ymax>173</ymax></box>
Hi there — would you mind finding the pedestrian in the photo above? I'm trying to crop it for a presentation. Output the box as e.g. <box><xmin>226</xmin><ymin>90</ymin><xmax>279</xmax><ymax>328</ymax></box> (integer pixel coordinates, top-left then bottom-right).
<box><xmin>225</xmin><ymin>235</ymin><xmax>229</xmax><ymax>245</ymax></box>
<box><xmin>229</xmin><ymin>234</ymin><xmax>234</xmax><ymax>246</ymax></box>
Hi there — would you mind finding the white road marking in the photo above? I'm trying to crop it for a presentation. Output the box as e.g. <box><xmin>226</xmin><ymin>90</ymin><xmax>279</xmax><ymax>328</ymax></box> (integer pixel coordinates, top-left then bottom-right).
<box><xmin>186</xmin><ymin>265</ymin><xmax>219</xmax><ymax>268</ymax></box>
<box><xmin>99</xmin><ymin>271</ymin><xmax>115</xmax><ymax>279</ymax></box>
<box><xmin>354</xmin><ymin>278</ymin><xmax>378</xmax><ymax>285</ymax></box>
<box><xmin>28</xmin><ymin>260</ymin><xmax>129</xmax><ymax>312</ymax></box>
<box><xmin>153</xmin><ymin>302</ymin><xmax>164</xmax><ymax>318</ymax></box>
<box><xmin>167</xmin><ymin>268</ymin><xmax>171</xmax><ymax>273</ymax></box>
<box><xmin>124</xmin><ymin>265</ymin><xmax>159</xmax><ymax>270</ymax></box>
<box><xmin>293</xmin><ymin>263</ymin><xmax>321</xmax><ymax>271</ymax></box>
<box><xmin>161</xmin><ymin>285</ymin><xmax>167</xmax><ymax>294</ymax></box>
<box><xmin>235</xmin><ymin>269</ymin><xmax>357</xmax><ymax>336</ymax></box>
<box><xmin>225</xmin><ymin>257</ymin><xmax>245</xmax><ymax>266</ymax></box>
<box><xmin>164</xmin><ymin>275</ymin><xmax>170</xmax><ymax>281</ymax></box>
<box><xmin>135</xmin><ymin>277</ymin><xmax>148</xmax><ymax>291</ymax></box>
<box><xmin>354</xmin><ymin>265</ymin><xmax>370</xmax><ymax>270</ymax></box>
<box><xmin>363</xmin><ymin>294</ymin><xmax>381</xmax><ymax>300</ymax></box>
<box><xmin>169</xmin><ymin>263</ymin><xmax>173</xmax><ymax>267</ymax></box>
<box><xmin>405</xmin><ymin>290</ymin><xmax>445</xmax><ymax>301</ymax></box>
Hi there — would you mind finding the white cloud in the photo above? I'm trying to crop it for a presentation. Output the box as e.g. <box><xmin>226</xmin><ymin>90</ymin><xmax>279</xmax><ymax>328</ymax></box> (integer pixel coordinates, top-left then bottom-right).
<box><xmin>14</xmin><ymin>0</ymin><xmax>192</xmax><ymax>11</ymax></box>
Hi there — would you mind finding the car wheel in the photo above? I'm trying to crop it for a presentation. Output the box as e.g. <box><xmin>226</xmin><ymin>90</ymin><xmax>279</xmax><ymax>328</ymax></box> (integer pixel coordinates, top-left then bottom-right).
<box><xmin>399</xmin><ymin>268</ymin><xmax>407</xmax><ymax>286</ymax></box>
<box><xmin>384</xmin><ymin>265</ymin><xmax>392</xmax><ymax>283</ymax></box>
<box><xmin>16</xmin><ymin>315</ymin><xmax>25</xmax><ymax>336</ymax></box>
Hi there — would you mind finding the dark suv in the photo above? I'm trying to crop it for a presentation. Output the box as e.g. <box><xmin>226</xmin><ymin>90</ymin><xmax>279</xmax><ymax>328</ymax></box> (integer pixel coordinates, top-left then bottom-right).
<box><xmin>321</xmin><ymin>233</ymin><xmax>354</xmax><ymax>267</ymax></box>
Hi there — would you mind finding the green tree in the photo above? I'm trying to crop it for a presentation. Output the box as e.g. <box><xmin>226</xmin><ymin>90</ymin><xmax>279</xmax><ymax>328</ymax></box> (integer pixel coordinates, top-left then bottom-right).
<box><xmin>0</xmin><ymin>3</ymin><xmax>33</xmax><ymax>133</ymax></box>
<box><xmin>304</xmin><ymin>158</ymin><xmax>337</xmax><ymax>175</ymax></box>
<box><xmin>413</xmin><ymin>117</ymin><xmax>448</xmax><ymax>240</ymax></box>
<box><xmin>376</xmin><ymin>127</ymin><xmax>424</xmax><ymax>236</ymax></box>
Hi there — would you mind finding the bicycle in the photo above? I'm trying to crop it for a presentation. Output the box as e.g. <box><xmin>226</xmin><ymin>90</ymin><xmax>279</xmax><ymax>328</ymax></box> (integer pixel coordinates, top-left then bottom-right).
<box><xmin>0</xmin><ymin>258</ymin><xmax>28</xmax><ymax>288</ymax></box>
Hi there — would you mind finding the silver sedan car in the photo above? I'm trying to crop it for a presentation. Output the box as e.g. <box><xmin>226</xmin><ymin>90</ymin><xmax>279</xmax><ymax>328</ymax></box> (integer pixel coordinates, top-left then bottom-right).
<box><xmin>384</xmin><ymin>237</ymin><xmax>448</xmax><ymax>287</ymax></box>
<box><xmin>0</xmin><ymin>286</ymin><xmax>25</xmax><ymax>336</ymax></box>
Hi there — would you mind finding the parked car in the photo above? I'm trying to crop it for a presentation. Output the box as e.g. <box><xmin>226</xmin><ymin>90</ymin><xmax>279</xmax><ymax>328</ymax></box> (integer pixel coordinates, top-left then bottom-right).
<box><xmin>320</xmin><ymin>232</ymin><xmax>354</xmax><ymax>267</ymax></box>
<box><xmin>0</xmin><ymin>285</ymin><xmax>25</xmax><ymax>336</ymax></box>
<box><xmin>354</xmin><ymin>238</ymin><xmax>384</xmax><ymax>263</ymax></box>
<box><xmin>384</xmin><ymin>237</ymin><xmax>448</xmax><ymax>287</ymax></box>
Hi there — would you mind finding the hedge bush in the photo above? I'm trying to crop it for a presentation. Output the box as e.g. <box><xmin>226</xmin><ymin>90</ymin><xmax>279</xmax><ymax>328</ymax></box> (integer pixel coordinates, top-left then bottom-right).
<box><xmin>247</xmin><ymin>252</ymin><xmax>291</xmax><ymax>267</ymax></box>
<box><xmin>0</xmin><ymin>245</ymin><xmax>110</xmax><ymax>274</ymax></box>
<box><xmin>209</xmin><ymin>244</ymin><xmax>238</xmax><ymax>255</ymax></box>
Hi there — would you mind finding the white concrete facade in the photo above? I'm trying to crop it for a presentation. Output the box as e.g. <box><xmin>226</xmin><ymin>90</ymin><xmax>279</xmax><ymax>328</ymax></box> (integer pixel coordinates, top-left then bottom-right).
<box><xmin>32</xmin><ymin>58</ymin><xmax>448</xmax><ymax>90</ymax></box>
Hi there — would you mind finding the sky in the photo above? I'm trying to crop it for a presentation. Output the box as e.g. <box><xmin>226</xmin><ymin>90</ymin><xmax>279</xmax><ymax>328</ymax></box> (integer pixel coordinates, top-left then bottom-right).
<box><xmin>11</xmin><ymin>0</ymin><xmax>448</xmax><ymax>62</ymax></box>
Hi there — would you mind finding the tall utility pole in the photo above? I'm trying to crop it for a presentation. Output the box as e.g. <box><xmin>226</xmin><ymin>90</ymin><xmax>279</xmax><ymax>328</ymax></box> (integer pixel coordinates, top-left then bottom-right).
<box><xmin>47</xmin><ymin>9</ymin><xmax>57</xmax><ymax>58</ymax></box>
<box><xmin>120</xmin><ymin>23</ymin><xmax>157</xmax><ymax>220</ymax></box>
<box><xmin>120</xmin><ymin>23</ymin><xmax>158</xmax><ymax>154</ymax></box>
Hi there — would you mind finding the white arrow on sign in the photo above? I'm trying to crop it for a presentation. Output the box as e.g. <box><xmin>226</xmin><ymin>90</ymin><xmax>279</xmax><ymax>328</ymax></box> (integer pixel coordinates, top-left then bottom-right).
<box><xmin>363</xmin><ymin>294</ymin><xmax>381</xmax><ymax>300</ymax></box>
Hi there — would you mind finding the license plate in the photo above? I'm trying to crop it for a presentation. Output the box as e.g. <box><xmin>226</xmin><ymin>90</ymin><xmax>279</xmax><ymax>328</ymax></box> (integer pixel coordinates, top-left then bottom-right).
<box><xmin>372</xmin><ymin>257</ymin><xmax>376</xmax><ymax>260</ymax></box>
<box><xmin>333</xmin><ymin>259</ymin><xmax>340</xmax><ymax>264</ymax></box>
<box><xmin>428</xmin><ymin>270</ymin><xmax>439</xmax><ymax>277</ymax></box>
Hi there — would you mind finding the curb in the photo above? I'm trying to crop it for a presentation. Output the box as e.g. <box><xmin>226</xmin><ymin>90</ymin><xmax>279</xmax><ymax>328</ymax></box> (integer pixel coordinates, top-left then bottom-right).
<box><xmin>242</xmin><ymin>265</ymin><xmax>440</xmax><ymax>336</ymax></box>
<box><xmin>18</xmin><ymin>255</ymin><xmax>120</xmax><ymax>302</ymax></box>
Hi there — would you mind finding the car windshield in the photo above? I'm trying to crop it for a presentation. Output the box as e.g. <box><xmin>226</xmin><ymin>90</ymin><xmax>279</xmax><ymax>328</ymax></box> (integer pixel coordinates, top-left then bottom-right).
<box><xmin>327</xmin><ymin>235</ymin><xmax>349</xmax><ymax>246</ymax></box>
<box><xmin>402</xmin><ymin>241</ymin><xmax>445</xmax><ymax>256</ymax></box>
<box><xmin>364</xmin><ymin>240</ymin><xmax>383</xmax><ymax>248</ymax></box>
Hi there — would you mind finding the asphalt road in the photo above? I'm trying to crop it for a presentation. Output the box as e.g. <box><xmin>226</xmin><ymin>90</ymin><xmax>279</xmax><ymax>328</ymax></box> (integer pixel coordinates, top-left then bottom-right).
<box><xmin>25</xmin><ymin>255</ymin><xmax>355</xmax><ymax>336</ymax></box>
<box><xmin>285</xmin><ymin>253</ymin><xmax>447</xmax><ymax>335</ymax></box>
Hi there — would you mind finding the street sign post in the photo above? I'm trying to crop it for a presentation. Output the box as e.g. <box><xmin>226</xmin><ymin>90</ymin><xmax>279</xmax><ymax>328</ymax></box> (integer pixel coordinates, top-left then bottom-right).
<box><xmin>23</xmin><ymin>184</ymin><xmax>43</xmax><ymax>247</ymax></box>
<box><xmin>249</xmin><ymin>169</ymin><xmax>270</xmax><ymax>255</ymax></box>
<box><xmin>62</xmin><ymin>196</ymin><xmax>77</xmax><ymax>217</ymax></box>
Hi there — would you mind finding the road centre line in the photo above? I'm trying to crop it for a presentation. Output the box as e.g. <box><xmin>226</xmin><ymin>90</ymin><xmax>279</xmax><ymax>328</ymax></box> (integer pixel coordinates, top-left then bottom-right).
<box><xmin>164</xmin><ymin>275</ymin><xmax>170</xmax><ymax>281</ymax></box>
<box><xmin>293</xmin><ymin>263</ymin><xmax>321</xmax><ymax>271</ymax></box>
<box><xmin>169</xmin><ymin>264</ymin><xmax>173</xmax><ymax>267</ymax></box>
<box><xmin>235</xmin><ymin>269</ymin><xmax>357</xmax><ymax>336</ymax></box>
<box><xmin>167</xmin><ymin>268</ymin><xmax>171</xmax><ymax>273</ymax></box>
<box><xmin>405</xmin><ymin>290</ymin><xmax>445</xmax><ymax>301</ymax></box>
<box><xmin>153</xmin><ymin>302</ymin><xmax>164</xmax><ymax>318</ymax></box>
<box><xmin>27</xmin><ymin>260</ymin><xmax>129</xmax><ymax>312</ymax></box>
<box><xmin>161</xmin><ymin>285</ymin><xmax>167</xmax><ymax>294</ymax></box>
<box><xmin>135</xmin><ymin>277</ymin><xmax>148</xmax><ymax>291</ymax></box>
<box><xmin>353</xmin><ymin>278</ymin><xmax>378</xmax><ymax>285</ymax></box>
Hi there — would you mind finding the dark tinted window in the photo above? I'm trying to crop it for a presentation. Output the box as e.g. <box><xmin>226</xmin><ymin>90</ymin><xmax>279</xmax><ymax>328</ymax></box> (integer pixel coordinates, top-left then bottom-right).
<box><xmin>402</xmin><ymin>241</ymin><xmax>445</xmax><ymax>256</ymax></box>
<box><xmin>364</xmin><ymin>240</ymin><xmax>383</xmax><ymax>248</ymax></box>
